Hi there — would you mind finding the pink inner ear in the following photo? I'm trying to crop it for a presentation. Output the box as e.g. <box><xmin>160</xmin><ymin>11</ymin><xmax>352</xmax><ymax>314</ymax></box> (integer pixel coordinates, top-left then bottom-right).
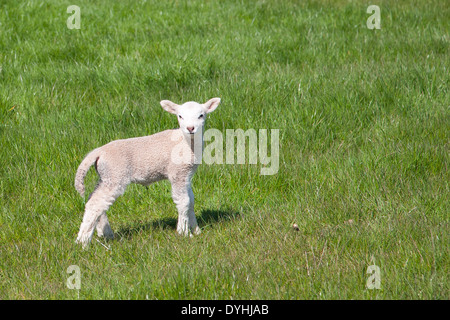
<box><xmin>161</xmin><ymin>100</ymin><xmax>179</xmax><ymax>114</ymax></box>
<box><xmin>205</xmin><ymin>98</ymin><xmax>220</xmax><ymax>113</ymax></box>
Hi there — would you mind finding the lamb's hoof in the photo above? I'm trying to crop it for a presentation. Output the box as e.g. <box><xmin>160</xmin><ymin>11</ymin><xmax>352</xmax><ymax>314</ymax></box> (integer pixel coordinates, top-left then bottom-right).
<box><xmin>177</xmin><ymin>225</ymin><xmax>201</xmax><ymax>237</ymax></box>
<box><xmin>75</xmin><ymin>234</ymin><xmax>91</xmax><ymax>249</ymax></box>
<box><xmin>177</xmin><ymin>227</ymin><xmax>190</xmax><ymax>237</ymax></box>
<box><xmin>193</xmin><ymin>226</ymin><xmax>201</xmax><ymax>235</ymax></box>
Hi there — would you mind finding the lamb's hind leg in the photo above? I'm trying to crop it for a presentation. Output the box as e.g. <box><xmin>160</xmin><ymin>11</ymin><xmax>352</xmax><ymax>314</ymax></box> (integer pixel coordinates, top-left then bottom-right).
<box><xmin>76</xmin><ymin>183</ymin><xmax>122</xmax><ymax>248</ymax></box>
<box><xmin>96</xmin><ymin>213</ymin><xmax>114</xmax><ymax>240</ymax></box>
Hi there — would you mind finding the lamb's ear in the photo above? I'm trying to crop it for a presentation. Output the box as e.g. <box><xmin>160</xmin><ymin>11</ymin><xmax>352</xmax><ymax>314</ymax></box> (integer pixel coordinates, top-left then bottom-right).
<box><xmin>160</xmin><ymin>100</ymin><xmax>179</xmax><ymax>114</ymax></box>
<box><xmin>203</xmin><ymin>98</ymin><xmax>221</xmax><ymax>114</ymax></box>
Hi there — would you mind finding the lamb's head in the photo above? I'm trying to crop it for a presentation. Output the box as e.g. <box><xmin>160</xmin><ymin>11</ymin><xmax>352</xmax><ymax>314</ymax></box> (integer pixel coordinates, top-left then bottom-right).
<box><xmin>160</xmin><ymin>98</ymin><xmax>221</xmax><ymax>135</ymax></box>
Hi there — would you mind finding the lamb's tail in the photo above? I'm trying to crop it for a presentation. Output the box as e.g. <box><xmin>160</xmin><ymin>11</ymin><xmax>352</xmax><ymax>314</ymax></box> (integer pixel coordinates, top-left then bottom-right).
<box><xmin>74</xmin><ymin>149</ymin><xmax>101</xmax><ymax>197</ymax></box>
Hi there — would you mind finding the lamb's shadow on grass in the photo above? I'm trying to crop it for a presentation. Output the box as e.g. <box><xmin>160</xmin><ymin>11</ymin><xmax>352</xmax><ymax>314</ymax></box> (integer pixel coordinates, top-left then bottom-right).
<box><xmin>197</xmin><ymin>208</ymin><xmax>242</xmax><ymax>227</ymax></box>
<box><xmin>115</xmin><ymin>208</ymin><xmax>241</xmax><ymax>240</ymax></box>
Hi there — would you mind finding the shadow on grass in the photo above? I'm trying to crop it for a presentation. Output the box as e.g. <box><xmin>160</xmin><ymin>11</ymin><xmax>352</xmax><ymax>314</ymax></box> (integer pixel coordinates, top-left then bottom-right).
<box><xmin>115</xmin><ymin>208</ymin><xmax>241</xmax><ymax>240</ymax></box>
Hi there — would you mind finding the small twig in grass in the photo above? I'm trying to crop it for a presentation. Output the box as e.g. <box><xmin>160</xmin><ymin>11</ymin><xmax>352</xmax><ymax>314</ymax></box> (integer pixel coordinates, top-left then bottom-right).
<box><xmin>95</xmin><ymin>238</ymin><xmax>111</xmax><ymax>250</ymax></box>
<box><xmin>304</xmin><ymin>251</ymin><xmax>310</xmax><ymax>276</ymax></box>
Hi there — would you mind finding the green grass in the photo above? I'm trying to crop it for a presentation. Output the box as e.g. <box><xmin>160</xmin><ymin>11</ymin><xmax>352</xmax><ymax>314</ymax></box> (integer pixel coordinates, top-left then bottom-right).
<box><xmin>0</xmin><ymin>0</ymin><xmax>448</xmax><ymax>299</ymax></box>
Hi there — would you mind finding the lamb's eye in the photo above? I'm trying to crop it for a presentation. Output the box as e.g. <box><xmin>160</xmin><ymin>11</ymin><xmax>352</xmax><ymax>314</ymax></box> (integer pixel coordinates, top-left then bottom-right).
<box><xmin>198</xmin><ymin>114</ymin><xmax>204</xmax><ymax>119</ymax></box>
<box><xmin>178</xmin><ymin>115</ymin><xmax>183</xmax><ymax>119</ymax></box>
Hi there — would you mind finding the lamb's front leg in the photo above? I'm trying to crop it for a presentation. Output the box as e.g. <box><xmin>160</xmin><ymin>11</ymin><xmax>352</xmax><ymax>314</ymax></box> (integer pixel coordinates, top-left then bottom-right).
<box><xmin>187</xmin><ymin>186</ymin><xmax>201</xmax><ymax>235</ymax></box>
<box><xmin>171</xmin><ymin>182</ymin><xmax>200</xmax><ymax>236</ymax></box>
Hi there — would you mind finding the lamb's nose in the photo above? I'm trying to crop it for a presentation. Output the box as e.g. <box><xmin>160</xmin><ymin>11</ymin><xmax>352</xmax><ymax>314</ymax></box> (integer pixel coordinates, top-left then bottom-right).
<box><xmin>187</xmin><ymin>127</ymin><xmax>195</xmax><ymax>133</ymax></box>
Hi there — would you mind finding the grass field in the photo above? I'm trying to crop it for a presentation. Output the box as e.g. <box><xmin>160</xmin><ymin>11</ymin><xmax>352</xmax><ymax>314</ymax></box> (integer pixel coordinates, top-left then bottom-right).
<box><xmin>0</xmin><ymin>0</ymin><xmax>448</xmax><ymax>299</ymax></box>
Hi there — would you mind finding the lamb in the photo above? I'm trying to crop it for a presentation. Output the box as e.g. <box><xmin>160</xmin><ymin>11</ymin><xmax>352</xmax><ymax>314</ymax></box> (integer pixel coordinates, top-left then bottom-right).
<box><xmin>74</xmin><ymin>97</ymin><xmax>221</xmax><ymax>248</ymax></box>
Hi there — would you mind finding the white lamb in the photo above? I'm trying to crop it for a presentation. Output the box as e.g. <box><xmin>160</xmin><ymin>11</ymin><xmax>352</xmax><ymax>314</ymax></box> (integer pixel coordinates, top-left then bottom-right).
<box><xmin>74</xmin><ymin>98</ymin><xmax>221</xmax><ymax>248</ymax></box>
